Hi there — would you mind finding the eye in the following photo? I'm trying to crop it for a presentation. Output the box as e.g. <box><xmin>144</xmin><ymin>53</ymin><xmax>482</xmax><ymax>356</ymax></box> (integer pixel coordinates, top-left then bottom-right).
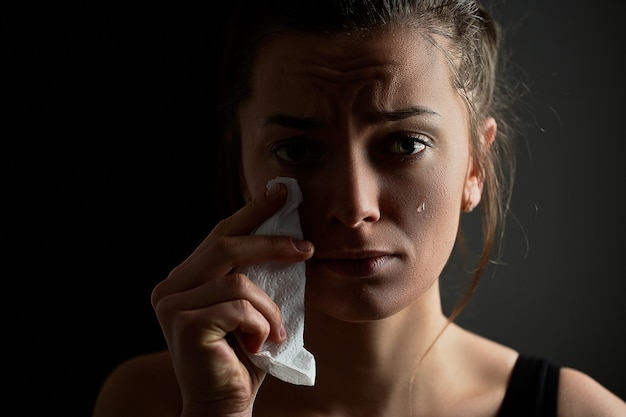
<box><xmin>270</xmin><ymin>139</ymin><xmax>321</xmax><ymax>165</ymax></box>
<box><xmin>386</xmin><ymin>135</ymin><xmax>430</xmax><ymax>157</ymax></box>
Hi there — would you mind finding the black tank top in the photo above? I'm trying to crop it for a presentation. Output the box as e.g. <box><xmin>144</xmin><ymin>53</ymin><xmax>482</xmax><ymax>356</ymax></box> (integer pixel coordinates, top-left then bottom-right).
<box><xmin>498</xmin><ymin>354</ymin><xmax>561</xmax><ymax>417</ymax></box>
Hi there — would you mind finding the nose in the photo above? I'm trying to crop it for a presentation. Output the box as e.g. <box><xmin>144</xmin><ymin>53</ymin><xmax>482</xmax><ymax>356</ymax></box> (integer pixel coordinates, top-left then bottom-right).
<box><xmin>324</xmin><ymin>153</ymin><xmax>381</xmax><ymax>228</ymax></box>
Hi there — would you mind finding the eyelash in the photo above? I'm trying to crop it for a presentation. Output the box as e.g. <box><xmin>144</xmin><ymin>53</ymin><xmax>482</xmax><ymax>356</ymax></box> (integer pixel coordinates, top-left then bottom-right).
<box><xmin>268</xmin><ymin>134</ymin><xmax>432</xmax><ymax>165</ymax></box>
<box><xmin>269</xmin><ymin>138</ymin><xmax>322</xmax><ymax>165</ymax></box>
<box><xmin>384</xmin><ymin>134</ymin><xmax>432</xmax><ymax>160</ymax></box>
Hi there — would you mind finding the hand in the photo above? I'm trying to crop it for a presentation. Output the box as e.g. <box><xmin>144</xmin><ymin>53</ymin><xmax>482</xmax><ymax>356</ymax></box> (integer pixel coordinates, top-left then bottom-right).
<box><xmin>151</xmin><ymin>183</ymin><xmax>314</xmax><ymax>417</ymax></box>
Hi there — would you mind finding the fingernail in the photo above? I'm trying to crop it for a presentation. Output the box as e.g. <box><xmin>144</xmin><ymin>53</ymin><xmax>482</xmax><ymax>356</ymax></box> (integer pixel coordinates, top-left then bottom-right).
<box><xmin>293</xmin><ymin>239</ymin><xmax>313</xmax><ymax>252</ymax></box>
<box><xmin>266</xmin><ymin>182</ymin><xmax>281</xmax><ymax>197</ymax></box>
<box><xmin>279</xmin><ymin>324</ymin><xmax>287</xmax><ymax>340</ymax></box>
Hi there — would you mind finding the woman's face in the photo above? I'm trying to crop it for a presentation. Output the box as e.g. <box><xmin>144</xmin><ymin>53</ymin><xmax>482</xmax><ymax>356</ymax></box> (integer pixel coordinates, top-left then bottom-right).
<box><xmin>237</xmin><ymin>26</ymin><xmax>482</xmax><ymax>322</ymax></box>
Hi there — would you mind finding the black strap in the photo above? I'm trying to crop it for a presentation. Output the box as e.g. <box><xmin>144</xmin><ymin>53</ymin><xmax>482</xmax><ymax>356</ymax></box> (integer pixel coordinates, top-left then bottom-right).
<box><xmin>498</xmin><ymin>354</ymin><xmax>560</xmax><ymax>417</ymax></box>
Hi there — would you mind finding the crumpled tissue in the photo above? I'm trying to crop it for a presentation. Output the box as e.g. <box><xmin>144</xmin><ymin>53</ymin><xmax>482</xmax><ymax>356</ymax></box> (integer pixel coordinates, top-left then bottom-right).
<box><xmin>239</xmin><ymin>176</ymin><xmax>316</xmax><ymax>386</ymax></box>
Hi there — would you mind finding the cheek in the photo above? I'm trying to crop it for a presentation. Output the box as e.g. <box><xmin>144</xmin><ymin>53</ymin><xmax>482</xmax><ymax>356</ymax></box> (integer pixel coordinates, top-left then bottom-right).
<box><xmin>397</xmin><ymin>166</ymin><xmax>464</xmax><ymax>255</ymax></box>
<box><xmin>387</xmin><ymin>163</ymin><xmax>463</xmax><ymax>220</ymax></box>
<box><xmin>239</xmin><ymin>143</ymin><xmax>273</xmax><ymax>203</ymax></box>
<box><xmin>241</xmin><ymin>175</ymin><xmax>275</xmax><ymax>203</ymax></box>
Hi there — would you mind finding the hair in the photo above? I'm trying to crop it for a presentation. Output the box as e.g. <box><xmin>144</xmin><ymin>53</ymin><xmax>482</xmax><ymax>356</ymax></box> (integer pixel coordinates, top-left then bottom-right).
<box><xmin>215</xmin><ymin>0</ymin><xmax>517</xmax><ymax>323</ymax></box>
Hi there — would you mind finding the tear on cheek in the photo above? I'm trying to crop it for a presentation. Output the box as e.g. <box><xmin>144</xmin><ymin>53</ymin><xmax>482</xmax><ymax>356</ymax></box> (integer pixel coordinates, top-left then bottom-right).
<box><xmin>417</xmin><ymin>202</ymin><xmax>426</xmax><ymax>213</ymax></box>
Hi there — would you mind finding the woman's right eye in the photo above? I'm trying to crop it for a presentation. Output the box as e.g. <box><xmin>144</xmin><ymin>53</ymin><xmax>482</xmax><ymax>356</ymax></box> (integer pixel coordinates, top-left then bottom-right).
<box><xmin>270</xmin><ymin>140</ymin><xmax>320</xmax><ymax>164</ymax></box>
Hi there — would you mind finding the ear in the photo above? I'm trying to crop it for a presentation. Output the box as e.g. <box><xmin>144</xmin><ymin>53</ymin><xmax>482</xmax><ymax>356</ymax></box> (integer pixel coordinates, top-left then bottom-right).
<box><xmin>462</xmin><ymin>117</ymin><xmax>497</xmax><ymax>213</ymax></box>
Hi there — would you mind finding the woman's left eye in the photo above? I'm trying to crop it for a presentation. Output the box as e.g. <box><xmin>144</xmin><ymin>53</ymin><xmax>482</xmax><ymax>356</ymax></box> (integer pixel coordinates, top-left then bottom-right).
<box><xmin>387</xmin><ymin>135</ymin><xmax>429</xmax><ymax>156</ymax></box>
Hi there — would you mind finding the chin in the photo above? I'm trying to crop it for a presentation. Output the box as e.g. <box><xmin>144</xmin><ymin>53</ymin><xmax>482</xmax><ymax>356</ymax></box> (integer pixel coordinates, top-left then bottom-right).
<box><xmin>305</xmin><ymin>280</ymin><xmax>426</xmax><ymax>323</ymax></box>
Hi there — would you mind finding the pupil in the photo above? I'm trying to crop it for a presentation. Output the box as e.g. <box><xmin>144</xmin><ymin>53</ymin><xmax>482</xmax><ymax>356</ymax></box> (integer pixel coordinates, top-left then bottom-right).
<box><xmin>399</xmin><ymin>139</ymin><xmax>414</xmax><ymax>154</ymax></box>
<box><xmin>287</xmin><ymin>143</ymin><xmax>308</xmax><ymax>160</ymax></box>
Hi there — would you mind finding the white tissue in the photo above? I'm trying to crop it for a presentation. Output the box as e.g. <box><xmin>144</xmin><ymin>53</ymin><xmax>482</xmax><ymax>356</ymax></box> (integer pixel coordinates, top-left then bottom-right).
<box><xmin>240</xmin><ymin>177</ymin><xmax>316</xmax><ymax>386</ymax></box>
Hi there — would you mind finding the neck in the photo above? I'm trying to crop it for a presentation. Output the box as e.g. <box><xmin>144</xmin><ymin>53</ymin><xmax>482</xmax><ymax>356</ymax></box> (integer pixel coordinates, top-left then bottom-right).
<box><xmin>259</xmin><ymin>281</ymin><xmax>456</xmax><ymax>416</ymax></box>
<box><xmin>306</xmin><ymin>284</ymin><xmax>449</xmax><ymax>386</ymax></box>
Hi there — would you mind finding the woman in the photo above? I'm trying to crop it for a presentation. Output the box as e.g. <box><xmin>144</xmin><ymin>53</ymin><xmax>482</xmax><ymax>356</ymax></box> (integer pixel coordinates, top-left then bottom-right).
<box><xmin>92</xmin><ymin>1</ymin><xmax>626</xmax><ymax>416</ymax></box>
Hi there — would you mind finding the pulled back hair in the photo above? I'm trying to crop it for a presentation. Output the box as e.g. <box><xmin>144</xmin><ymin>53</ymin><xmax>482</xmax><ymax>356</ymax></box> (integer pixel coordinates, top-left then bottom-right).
<box><xmin>216</xmin><ymin>0</ymin><xmax>516</xmax><ymax>323</ymax></box>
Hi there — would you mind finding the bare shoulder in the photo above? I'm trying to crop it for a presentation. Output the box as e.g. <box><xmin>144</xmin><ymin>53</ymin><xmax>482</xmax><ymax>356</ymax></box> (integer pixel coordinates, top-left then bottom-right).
<box><xmin>442</xmin><ymin>324</ymin><xmax>519</xmax><ymax>415</ymax></box>
<box><xmin>450</xmin><ymin>327</ymin><xmax>626</xmax><ymax>416</ymax></box>
<box><xmin>92</xmin><ymin>350</ymin><xmax>181</xmax><ymax>417</ymax></box>
<box><xmin>558</xmin><ymin>367</ymin><xmax>626</xmax><ymax>417</ymax></box>
<box><xmin>449</xmin><ymin>324</ymin><xmax>519</xmax><ymax>379</ymax></box>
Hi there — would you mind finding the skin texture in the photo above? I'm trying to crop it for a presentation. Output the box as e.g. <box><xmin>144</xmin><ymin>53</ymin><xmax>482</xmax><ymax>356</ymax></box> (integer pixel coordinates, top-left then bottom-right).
<box><xmin>92</xmin><ymin>25</ymin><xmax>626</xmax><ymax>417</ymax></box>
<box><xmin>236</xmin><ymin>26</ymin><xmax>506</xmax><ymax>416</ymax></box>
<box><xmin>238</xmin><ymin>28</ymin><xmax>481</xmax><ymax>322</ymax></box>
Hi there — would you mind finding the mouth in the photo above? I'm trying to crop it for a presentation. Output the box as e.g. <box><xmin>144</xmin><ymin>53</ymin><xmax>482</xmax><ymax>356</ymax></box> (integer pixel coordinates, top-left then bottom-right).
<box><xmin>312</xmin><ymin>251</ymin><xmax>397</xmax><ymax>277</ymax></box>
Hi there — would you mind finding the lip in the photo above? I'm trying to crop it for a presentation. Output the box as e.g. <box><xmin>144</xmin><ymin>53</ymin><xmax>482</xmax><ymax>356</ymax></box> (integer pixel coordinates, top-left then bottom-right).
<box><xmin>312</xmin><ymin>251</ymin><xmax>397</xmax><ymax>277</ymax></box>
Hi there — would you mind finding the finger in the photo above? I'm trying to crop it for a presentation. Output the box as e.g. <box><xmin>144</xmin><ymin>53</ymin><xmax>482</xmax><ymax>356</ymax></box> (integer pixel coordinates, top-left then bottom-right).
<box><xmin>193</xmin><ymin>234</ymin><xmax>313</xmax><ymax>278</ymax></box>
<box><xmin>162</xmin><ymin>299</ymin><xmax>272</xmax><ymax>402</ymax></box>
<box><xmin>211</xmin><ymin>180</ymin><xmax>288</xmax><ymax>238</ymax></box>
<box><xmin>154</xmin><ymin>272</ymin><xmax>286</xmax><ymax>344</ymax></box>
<box><xmin>151</xmin><ymin>234</ymin><xmax>313</xmax><ymax>304</ymax></box>
<box><xmin>152</xmin><ymin>181</ymin><xmax>305</xmax><ymax>297</ymax></box>
<box><xmin>163</xmin><ymin>298</ymin><xmax>275</xmax><ymax>356</ymax></box>
<box><xmin>165</xmin><ymin>181</ymin><xmax>288</xmax><ymax>280</ymax></box>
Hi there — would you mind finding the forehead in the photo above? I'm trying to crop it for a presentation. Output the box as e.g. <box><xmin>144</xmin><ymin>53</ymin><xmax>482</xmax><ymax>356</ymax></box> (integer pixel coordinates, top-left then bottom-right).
<box><xmin>243</xmin><ymin>25</ymin><xmax>461</xmax><ymax>121</ymax></box>
<box><xmin>266</xmin><ymin>26</ymin><xmax>433</xmax><ymax>66</ymax></box>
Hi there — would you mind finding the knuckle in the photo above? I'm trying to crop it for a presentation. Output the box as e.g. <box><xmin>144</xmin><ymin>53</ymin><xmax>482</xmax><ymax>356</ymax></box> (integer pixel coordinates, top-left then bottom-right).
<box><xmin>171</xmin><ymin>310</ymin><xmax>202</xmax><ymax>339</ymax></box>
<box><xmin>207</xmin><ymin>235</ymin><xmax>239</xmax><ymax>257</ymax></box>
<box><xmin>152</xmin><ymin>291</ymin><xmax>176</xmax><ymax>317</ymax></box>
<box><xmin>223</xmin><ymin>272</ymin><xmax>252</xmax><ymax>293</ymax></box>
<box><xmin>150</xmin><ymin>279</ymin><xmax>174</xmax><ymax>311</ymax></box>
<box><xmin>150</xmin><ymin>285</ymin><xmax>162</xmax><ymax>309</ymax></box>
<box><xmin>211</xmin><ymin>215</ymin><xmax>234</xmax><ymax>235</ymax></box>
<box><xmin>268</xmin><ymin>235</ymin><xmax>290</xmax><ymax>252</ymax></box>
<box><xmin>231</xmin><ymin>298</ymin><xmax>253</xmax><ymax>314</ymax></box>
<box><xmin>268</xmin><ymin>298</ymin><xmax>282</xmax><ymax>321</ymax></box>
<box><xmin>152</xmin><ymin>298</ymin><xmax>175</xmax><ymax>330</ymax></box>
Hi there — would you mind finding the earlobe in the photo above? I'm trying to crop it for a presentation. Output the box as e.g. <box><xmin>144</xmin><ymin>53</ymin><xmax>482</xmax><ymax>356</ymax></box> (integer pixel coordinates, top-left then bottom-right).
<box><xmin>462</xmin><ymin>200</ymin><xmax>475</xmax><ymax>213</ymax></box>
<box><xmin>462</xmin><ymin>172</ymin><xmax>482</xmax><ymax>214</ymax></box>
<box><xmin>462</xmin><ymin>117</ymin><xmax>497</xmax><ymax>213</ymax></box>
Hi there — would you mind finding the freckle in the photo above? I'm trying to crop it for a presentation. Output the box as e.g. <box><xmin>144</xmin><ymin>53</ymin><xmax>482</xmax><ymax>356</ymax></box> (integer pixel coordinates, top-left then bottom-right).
<box><xmin>417</xmin><ymin>202</ymin><xmax>425</xmax><ymax>213</ymax></box>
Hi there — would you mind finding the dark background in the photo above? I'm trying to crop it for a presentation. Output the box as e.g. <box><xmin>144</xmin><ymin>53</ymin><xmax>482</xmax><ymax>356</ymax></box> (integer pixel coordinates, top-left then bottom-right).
<box><xmin>5</xmin><ymin>1</ymin><xmax>625</xmax><ymax>415</ymax></box>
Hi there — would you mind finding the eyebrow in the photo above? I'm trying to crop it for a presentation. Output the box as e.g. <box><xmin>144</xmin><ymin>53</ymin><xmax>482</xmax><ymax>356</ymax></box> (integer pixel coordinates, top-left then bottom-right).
<box><xmin>261</xmin><ymin>114</ymin><xmax>321</xmax><ymax>130</ymax></box>
<box><xmin>374</xmin><ymin>106</ymin><xmax>441</xmax><ymax>122</ymax></box>
<box><xmin>261</xmin><ymin>106</ymin><xmax>440</xmax><ymax>129</ymax></box>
